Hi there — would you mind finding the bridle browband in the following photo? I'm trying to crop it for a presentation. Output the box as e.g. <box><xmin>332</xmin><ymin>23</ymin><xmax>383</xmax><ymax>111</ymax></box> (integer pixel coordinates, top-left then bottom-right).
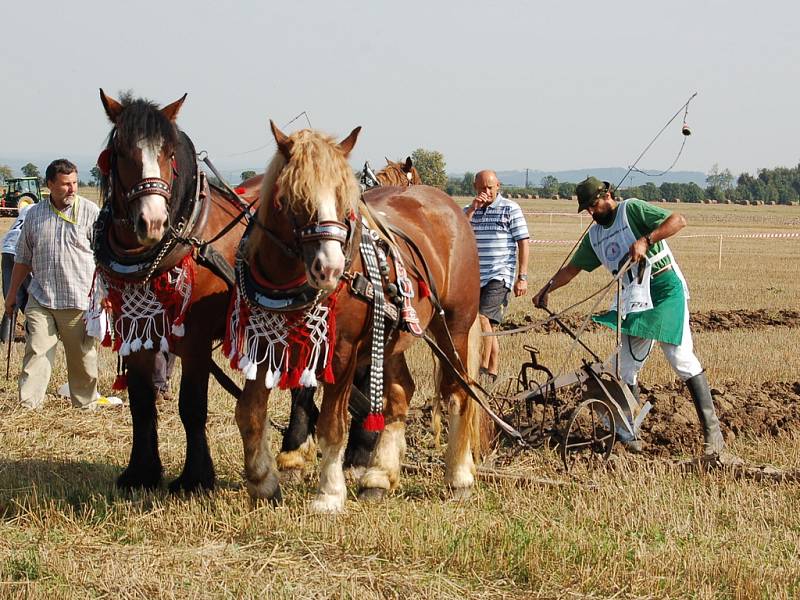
<box><xmin>251</xmin><ymin>201</ymin><xmax>354</xmax><ymax>260</ymax></box>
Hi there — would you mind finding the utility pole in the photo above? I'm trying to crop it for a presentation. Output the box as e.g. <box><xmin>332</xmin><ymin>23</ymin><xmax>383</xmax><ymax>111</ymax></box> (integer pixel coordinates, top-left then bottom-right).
<box><xmin>525</xmin><ymin>168</ymin><xmax>529</xmax><ymax>188</ymax></box>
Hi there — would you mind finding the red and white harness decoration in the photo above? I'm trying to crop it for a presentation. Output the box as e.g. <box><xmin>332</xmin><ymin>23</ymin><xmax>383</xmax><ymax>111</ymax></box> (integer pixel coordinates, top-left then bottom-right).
<box><xmin>85</xmin><ymin>253</ymin><xmax>195</xmax><ymax>359</ymax></box>
<box><xmin>223</xmin><ymin>284</ymin><xmax>340</xmax><ymax>389</ymax></box>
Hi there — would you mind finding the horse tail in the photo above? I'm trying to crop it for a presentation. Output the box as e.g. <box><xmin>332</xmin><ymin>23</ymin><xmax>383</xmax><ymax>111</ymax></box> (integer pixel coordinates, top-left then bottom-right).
<box><xmin>467</xmin><ymin>316</ymin><xmax>495</xmax><ymax>462</ymax></box>
<box><xmin>431</xmin><ymin>354</ymin><xmax>444</xmax><ymax>450</ymax></box>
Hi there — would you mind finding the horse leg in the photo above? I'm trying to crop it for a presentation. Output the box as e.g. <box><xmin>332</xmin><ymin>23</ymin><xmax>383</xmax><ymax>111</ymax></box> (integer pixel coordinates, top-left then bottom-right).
<box><xmin>236</xmin><ymin>379</ymin><xmax>281</xmax><ymax>503</ymax></box>
<box><xmin>430</xmin><ymin>316</ymin><xmax>480</xmax><ymax>499</ymax></box>
<box><xmin>168</xmin><ymin>347</ymin><xmax>215</xmax><ymax>493</ymax></box>
<box><xmin>344</xmin><ymin>366</ymin><xmax>379</xmax><ymax>478</ymax></box>
<box><xmin>117</xmin><ymin>351</ymin><xmax>162</xmax><ymax>490</ymax></box>
<box><xmin>310</xmin><ymin>356</ymin><xmax>358</xmax><ymax>514</ymax></box>
<box><xmin>276</xmin><ymin>387</ymin><xmax>318</xmax><ymax>474</ymax></box>
<box><xmin>358</xmin><ymin>354</ymin><xmax>412</xmax><ymax>501</ymax></box>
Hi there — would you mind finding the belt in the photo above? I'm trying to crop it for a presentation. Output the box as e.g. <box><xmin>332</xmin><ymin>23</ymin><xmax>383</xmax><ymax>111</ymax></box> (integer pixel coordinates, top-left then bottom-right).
<box><xmin>651</xmin><ymin>264</ymin><xmax>673</xmax><ymax>279</ymax></box>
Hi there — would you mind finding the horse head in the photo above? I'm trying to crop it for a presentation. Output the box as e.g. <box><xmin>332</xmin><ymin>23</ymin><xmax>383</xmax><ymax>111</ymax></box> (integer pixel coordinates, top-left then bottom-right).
<box><xmin>99</xmin><ymin>89</ymin><xmax>189</xmax><ymax>247</ymax></box>
<box><xmin>377</xmin><ymin>156</ymin><xmax>422</xmax><ymax>186</ymax></box>
<box><xmin>248</xmin><ymin>122</ymin><xmax>361</xmax><ymax>291</ymax></box>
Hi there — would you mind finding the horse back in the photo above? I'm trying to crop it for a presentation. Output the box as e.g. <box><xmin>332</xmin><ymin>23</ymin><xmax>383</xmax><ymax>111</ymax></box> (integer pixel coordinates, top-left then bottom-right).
<box><xmin>362</xmin><ymin>185</ymin><xmax>479</xmax><ymax>310</ymax></box>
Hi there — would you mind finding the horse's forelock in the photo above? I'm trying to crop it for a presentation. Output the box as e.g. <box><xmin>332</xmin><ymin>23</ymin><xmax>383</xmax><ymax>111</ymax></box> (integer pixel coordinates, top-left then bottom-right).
<box><xmin>113</xmin><ymin>96</ymin><xmax>179</xmax><ymax>157</ymax></box>
<box><xmin>276</xmin><ymin>130</ymin><xmax>359</xmax><ymax>217</ymax></box>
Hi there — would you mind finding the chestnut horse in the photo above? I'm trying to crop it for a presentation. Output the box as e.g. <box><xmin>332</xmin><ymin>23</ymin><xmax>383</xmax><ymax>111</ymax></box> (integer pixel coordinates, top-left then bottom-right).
<box><xmin>93</xmin><ymin>90</ymin><xmax>266</xmax><ymax>492</ymax></box>
<box><xmin>376</xmin><ymin>156</ymin><xmax>422</xmax><ymax>186</ymax></box>
<box><xmin>231</xmin><ymin>123</ymin><xmax>481</xmax><ymax>512</ymax></box>
<box><xmin>276</xmin><ymin>154</ymin><xmax>422</xmax><ymax>474</ymax></box>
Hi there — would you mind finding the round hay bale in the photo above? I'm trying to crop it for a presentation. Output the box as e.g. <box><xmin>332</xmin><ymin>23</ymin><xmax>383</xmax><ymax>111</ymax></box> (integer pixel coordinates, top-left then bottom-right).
<box><xmin>767</xmin><ymin>201</ymin><xmax>776</xmax><ymax>205</ymax></box>
<box><xmin>551</xmin><ymin>195</ymin><xmax>559</xmax><ymax>200</ymax></box>
<box><xmin>722</xmin><ymin>199</ymin><xmax>731</xmax><ymax>204</ymax></box>
<box><xmin>571</xmin><ymin>195</ymin><xmax>578</xmax><ymax>201</ymax></box>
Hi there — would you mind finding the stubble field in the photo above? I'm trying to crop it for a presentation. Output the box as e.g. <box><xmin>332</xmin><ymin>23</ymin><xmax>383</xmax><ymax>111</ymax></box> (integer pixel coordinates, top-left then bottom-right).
<box><xmin>0</xmin><ymin>192</ymin><xmax>798</xmax><ymax>598</ymax></box>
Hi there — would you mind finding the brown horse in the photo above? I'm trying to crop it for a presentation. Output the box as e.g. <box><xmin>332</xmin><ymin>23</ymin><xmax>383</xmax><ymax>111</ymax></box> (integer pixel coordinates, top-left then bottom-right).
<box><xmin>92</xmin><ymin>90</ymin><xmax>254</xmax><ymax>492</ymax></box>
<box><xmin>230</xmin><ymin>123</ymin><xmax>481</xmax><ymax>512</ymax></box>
<box><xmin>375</xmin><ymin>157</ymin><xmax>422</xmax><ymax>186</ymax></box>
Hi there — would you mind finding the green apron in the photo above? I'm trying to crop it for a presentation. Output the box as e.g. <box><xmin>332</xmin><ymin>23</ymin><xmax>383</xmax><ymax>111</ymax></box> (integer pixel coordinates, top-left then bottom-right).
<box><xmin>593</xmin><ymin>269</ymin><xmax>685</xmax><ymax>345</ymax></box>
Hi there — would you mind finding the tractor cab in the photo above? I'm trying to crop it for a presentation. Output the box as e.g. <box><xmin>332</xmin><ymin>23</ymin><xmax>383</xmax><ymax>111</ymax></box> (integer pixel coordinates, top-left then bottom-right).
<box><xmin>0</xmin><ymin>177</ymin><xmax>43</xmax><ymax>216</ymax></box>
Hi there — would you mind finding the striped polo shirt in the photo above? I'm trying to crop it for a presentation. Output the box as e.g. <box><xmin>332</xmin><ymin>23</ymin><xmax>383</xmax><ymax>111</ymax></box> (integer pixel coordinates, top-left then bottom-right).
<box><xmin>466</xmin><ymin>194</ymin><xmax>530</xmax><ymax>288</ymax></box>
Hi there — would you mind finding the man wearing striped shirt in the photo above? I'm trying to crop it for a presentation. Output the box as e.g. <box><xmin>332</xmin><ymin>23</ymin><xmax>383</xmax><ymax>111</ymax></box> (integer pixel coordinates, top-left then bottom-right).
<box><xmin>465</xmin><ymin>170</ymin><xmax>530</xmax><ymax>383</ymax></box>
<box><xmin>4</xmin><ymin>159</ymin><xmax>101</xmax><ymax>410</ymax></box>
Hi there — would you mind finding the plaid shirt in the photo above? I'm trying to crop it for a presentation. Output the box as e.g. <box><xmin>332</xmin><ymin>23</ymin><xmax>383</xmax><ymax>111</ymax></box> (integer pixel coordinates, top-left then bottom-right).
<box><xmin>15</xmin><ymin>196</ymin><xmax>100</xmax><ymax>310</ymax></box>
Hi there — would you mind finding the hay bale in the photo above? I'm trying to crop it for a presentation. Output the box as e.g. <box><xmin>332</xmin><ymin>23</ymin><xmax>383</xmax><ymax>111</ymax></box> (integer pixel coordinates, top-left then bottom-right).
<box><xmin>571</xmin><ymin>195</ymin><xmax>578</xmax><ymax>201</ymax></box>
<box><xmin>722</xmin><ymin>199</ymin><xmax>731</xmax><ymax>204</ymax></box>
<box><xmin>767</xmin><ymin>201</ymin><xmax>776</xmax><ymax>205</ymax></box>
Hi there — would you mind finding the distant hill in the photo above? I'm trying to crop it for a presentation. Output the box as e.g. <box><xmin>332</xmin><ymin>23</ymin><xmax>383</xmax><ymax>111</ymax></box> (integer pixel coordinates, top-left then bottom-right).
<box><xmin>458</xmin><ymin>168</ymin><xmax>708</xmax><ymax>188</ymax></box>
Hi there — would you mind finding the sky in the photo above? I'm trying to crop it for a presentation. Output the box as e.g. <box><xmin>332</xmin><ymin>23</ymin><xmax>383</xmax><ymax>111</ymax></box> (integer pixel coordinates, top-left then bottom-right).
<box><xmin>2</xmin><ymin>0</ymin><xmax>799</xmax><ymax>181</ymax></box>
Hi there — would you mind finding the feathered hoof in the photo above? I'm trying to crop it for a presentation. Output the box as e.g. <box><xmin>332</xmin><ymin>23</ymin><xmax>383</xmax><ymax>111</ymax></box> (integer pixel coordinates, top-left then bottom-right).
<box><xmin>449</xmin><ymin>486</ymin><xmax>473</xmax><ymax>501</ymax></box>
<box><xmin>116</xmin><ymin>465</ymin><xmax>162</xmax><ymax>491</ymax></box>
<box><xmin>168</xmin><ymin>473</ymin><xmax>215</xmax><ymax>496</ymax></box>
<box><xmin>309</xmin><ymin>493</ymin><xmax>346</xmax><ymax>514</ymax></box>
<box><xmin>245</xmin><ymin>473</ymin><xmax>282</xmax><ymax>504</ymax></box>
<box><xmin>357</xmin><ymin>487</ymin><xmax>387</xmax><ymax>503</ymax></box>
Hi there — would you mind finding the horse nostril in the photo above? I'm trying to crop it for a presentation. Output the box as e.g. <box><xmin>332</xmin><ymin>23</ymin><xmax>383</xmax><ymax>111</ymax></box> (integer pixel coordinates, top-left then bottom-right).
<box><xmin>312</xmin><ymin>258</ymin><xmax>322</xmax><ymax>275</ymax></box>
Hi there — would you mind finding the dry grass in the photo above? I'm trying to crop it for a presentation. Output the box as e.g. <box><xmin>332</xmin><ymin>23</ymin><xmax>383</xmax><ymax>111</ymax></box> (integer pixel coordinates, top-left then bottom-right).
<box><xmin>0</xmin><ymin>200</ymin><xmax>798</xmax><ymax>598</ymax></box>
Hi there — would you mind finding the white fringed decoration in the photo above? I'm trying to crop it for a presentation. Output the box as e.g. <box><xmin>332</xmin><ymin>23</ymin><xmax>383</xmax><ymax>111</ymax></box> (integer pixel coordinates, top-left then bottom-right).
<box><xmin>225</xmin><ymin>286</ymin><xmax>334</xmax><ymax>389</ymax></box>
<box><xmin>85</xmin><ymin>256</ymin><xmax>194</xmax><ymax>356</ymax></box>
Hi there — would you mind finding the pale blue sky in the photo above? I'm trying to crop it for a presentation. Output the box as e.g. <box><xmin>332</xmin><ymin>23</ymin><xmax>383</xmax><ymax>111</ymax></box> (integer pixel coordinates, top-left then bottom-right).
<box><xmin>2</xmin><ymin>0</ymin><xmax>798</xmax><ymax>179</ymax></box>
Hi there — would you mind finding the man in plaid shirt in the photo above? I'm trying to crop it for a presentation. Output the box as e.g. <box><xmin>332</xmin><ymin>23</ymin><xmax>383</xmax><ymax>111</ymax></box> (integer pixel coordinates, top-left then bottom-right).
<box><xmin>4</xmin><ymin>159</ymin><xmax>101</xmax><ymax>409</ymax></box>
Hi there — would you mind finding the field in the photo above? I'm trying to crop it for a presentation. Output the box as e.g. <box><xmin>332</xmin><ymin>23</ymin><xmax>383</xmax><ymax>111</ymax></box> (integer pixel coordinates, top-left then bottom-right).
<box><xmin>0</xmin><ymin>194</ymin><xmax>799</xmax><ymax>598</ymax></box>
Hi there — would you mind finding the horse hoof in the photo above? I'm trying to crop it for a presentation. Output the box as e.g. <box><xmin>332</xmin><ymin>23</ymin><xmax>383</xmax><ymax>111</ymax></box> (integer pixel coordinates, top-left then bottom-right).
<box><xmin>357</xmin><ymin>487</ymin><xmax>387</xmax><ymax>503</ymax></box>
<box><xmin>310</xmin><ymin>493</ymin><xmax>345</xmax><ymax>514</ymax></box>
<box><xmin>279</xmin><ymin>468</ymin><xmax>304</xmax><ymax>484</ymax></box>
<box><xmin>116</xmin><ymin>466</ymin><xmax>162</xmax><ymax>491</ymax></box>
<box><xmin>168</xmin><ymin>474</ymin><xmax>215</xmax><ymax>495</ymax></box>
<box><xmin>449</xmin><ymin>486</ymin><xmax>473</xmax><ymax>501</ymax></box>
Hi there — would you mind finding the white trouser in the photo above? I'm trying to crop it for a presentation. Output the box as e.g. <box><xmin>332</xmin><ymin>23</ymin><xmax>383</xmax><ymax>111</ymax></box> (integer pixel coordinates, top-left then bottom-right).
<box><xmin>609</xmin><ymin>302</ymin><xmax>703</xmax><ymax>386</ymax></box>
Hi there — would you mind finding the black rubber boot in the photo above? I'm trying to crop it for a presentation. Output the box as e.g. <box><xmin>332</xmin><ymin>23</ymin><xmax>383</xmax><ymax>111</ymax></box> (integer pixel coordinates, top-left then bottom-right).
<box><xmin>685</xmin><ymin>371</ymin><xmax>725</xmax><ymax>455</ymax></box>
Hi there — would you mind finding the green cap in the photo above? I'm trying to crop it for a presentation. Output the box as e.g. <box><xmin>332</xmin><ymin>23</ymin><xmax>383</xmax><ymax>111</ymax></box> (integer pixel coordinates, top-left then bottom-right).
<box><xmin>575</xmin><ymin>176</ymin><xmax>611</xmax><ymax>212</ymax></box>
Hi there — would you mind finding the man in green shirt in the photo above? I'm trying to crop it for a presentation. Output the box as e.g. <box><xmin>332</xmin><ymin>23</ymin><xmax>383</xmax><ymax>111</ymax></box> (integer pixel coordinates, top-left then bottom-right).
<box><xmin>532</xmin><ymin>177</ymin><xmax>728</xmax><ymax>460</ymax></box>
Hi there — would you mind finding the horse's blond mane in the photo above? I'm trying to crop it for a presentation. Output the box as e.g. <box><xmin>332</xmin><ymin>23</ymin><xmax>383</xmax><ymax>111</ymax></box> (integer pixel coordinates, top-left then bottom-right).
<box><xmin>247</xmin><ymin>129</ymin><xmax>360</xmax><ymax>261</ymax></box>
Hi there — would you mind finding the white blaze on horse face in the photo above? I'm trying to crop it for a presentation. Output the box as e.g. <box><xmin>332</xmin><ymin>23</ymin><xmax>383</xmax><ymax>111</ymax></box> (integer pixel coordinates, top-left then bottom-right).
<box><xmin>135</xmin><ymin>136</ymin><xmax>169</xmax><ymax>244</ymax></box>
<box><xmin>308</xmin><ymin>190</ymin><xmax>346</xmax><ymax>290</ymax></box>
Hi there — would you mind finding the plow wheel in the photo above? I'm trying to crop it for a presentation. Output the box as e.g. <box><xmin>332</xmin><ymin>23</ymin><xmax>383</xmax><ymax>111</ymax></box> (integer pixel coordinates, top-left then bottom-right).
<box><xmin>560</xmin><ymin>398</ymin><xmax>616</xmax><ymax>473</ymax></box>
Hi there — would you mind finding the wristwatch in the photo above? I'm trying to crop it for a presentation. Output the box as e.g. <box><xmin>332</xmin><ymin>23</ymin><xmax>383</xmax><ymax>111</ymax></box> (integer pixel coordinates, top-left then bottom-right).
<box><xmin>517</xmin><ymin>274</ymin><xmax>528</xmax><ymax>281</ymax></box>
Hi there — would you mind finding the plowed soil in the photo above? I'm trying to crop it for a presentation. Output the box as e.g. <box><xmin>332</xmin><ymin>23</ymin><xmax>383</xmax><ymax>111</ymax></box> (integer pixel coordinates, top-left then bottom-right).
<box><xmin>636</xmin><ymin>379</ymin><xmax>800</xmax><ymax>457</ymax></box>
<box><xmin>500</xmin><ymin>309</ymin><xmax>800</xmax><ymax>335</ymax></box>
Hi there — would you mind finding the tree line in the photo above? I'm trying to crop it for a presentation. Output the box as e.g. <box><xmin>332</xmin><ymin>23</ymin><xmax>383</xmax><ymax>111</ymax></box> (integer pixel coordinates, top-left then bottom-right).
<box><xmin>4</xmin><ymin>153</ymin><xmax>800</xmax><ymax>205</ymax></box>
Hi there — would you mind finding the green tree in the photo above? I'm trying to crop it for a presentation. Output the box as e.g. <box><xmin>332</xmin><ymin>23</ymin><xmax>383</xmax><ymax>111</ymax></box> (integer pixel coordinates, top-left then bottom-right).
<box><xmin>460</xmin><ymin>172</ymin><xmax>475</xmax><ymax>195</ymax></box>
<box><xmin>557</xmin><ymin>181</ymin><xmax>576</xmax><ymax>199</ymax></box>
<box><xmin>706</xmin><ymin>163</ymin><xmax>734</xmax><ymax>190</ymax></box>
<box><xmin>541</xmin><ymin>175</ymin><xmax>559</xmax><ymax>196</ymax></box>
<box><xmin>21</xmin><ymin>163</ymin><xmax>40</xmax><ymax>180</ymax></box>
<box><xmin>0</xmin><ymin>165</ymin><xmax>12</xmax><ymax>182</ymax></box>
<box><xmin>89</xmin><ymin>166</ymin><xmax>102</xmax><ymax>186</ymax></box>
<box><xmin>241</xmin><ymin>170</ymin><xmax>257</xmax><ymax>182</ymax></box>
<box><xmin>410</xmin><ymin>148</ymin><xmax>447</xmax><ymax>189</ymax></box>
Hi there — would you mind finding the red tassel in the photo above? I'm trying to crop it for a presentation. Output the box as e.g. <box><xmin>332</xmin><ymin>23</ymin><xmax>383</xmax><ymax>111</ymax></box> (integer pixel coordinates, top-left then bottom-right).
<box><xmin>363</xmin><ymin>413</ymin><xmax>385</xmax><ymax>432</ymax></box>
<box><xmin>112</xmin><ymin>374</ymin><xmax>128</xmax><ymax>391</ymax></box>
<box><xmin>102</xmin><ymin>330</ymin><xmax>112</xmax><ymax>348</ymax></box>
<box><xmin>418</xmin><ymin>279</ymin><xmax>431</xmax><ymax>299</ymax></box>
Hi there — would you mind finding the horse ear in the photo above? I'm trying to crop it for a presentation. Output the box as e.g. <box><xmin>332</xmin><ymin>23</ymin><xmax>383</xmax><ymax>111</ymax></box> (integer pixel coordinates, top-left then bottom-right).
<box><xmin>404</xmin><ymin>156</ymin><xmax>413</xmax><ymax>172</ymax></box>
<box><xmin>337</xmin><ymin>126</ymin><xmax>362</xmax><ymax>157</ymax></box>
<box><xmin>270</xmin><ymin>120</ymin><xmax>293</xmax><ymax>160</ymax></box>
<box><xmin>161</xmin><ymin>93</ymin><xmax>188</xmax><ymax>122</ymax></box>
<box><xmin>100</xmin><ymin>88</ymin><xmax>123</xmax><ymax>124</ymax></box>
